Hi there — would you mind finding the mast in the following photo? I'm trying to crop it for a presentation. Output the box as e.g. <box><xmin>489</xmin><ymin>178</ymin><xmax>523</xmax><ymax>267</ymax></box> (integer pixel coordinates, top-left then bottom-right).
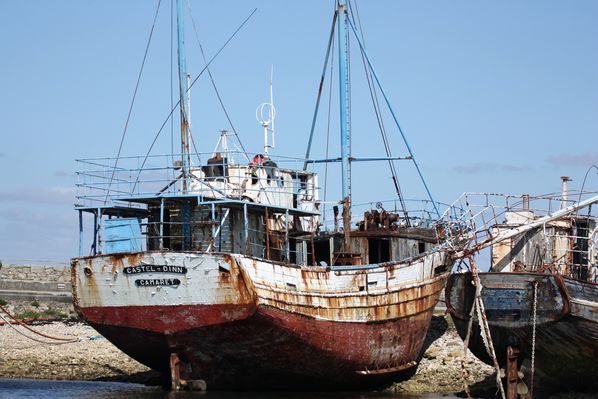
<box><xmin>337</xmin><ymin>0</ymin><xmax>351</xmax><ymax>250</ymax></box>
<box><xmin>176</xmin><ymin>0</ymin><xmax>191</xmax><ymax>191</ymax></box>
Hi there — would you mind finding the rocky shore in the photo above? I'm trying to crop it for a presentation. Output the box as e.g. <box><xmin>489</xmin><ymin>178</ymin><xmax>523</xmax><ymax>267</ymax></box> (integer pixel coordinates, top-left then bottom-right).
<box><xmin>0</xmin><ymin>306</ymin><xmax>493</xmax><ymax>394</ymax></box>
<box><xmin>0</xmin><ymin>304</ymin><xmax>595</xmax><ymax>398</ymax></box>
<box><xmin>0</xmin><ymin>321</ymin><xmax>159</xmax><ymax>383</ymax></box>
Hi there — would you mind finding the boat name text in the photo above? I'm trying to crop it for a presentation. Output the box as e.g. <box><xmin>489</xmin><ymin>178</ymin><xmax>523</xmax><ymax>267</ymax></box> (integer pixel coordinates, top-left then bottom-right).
<box><xmin>124</xmin><ymin>265</ymin><xmax>187</xmax><ymax>275</ymax></box>
<box><xmin>135</xmin><ymin>278</ymin><xmax>181</xmax><ymax>287</ymax></box>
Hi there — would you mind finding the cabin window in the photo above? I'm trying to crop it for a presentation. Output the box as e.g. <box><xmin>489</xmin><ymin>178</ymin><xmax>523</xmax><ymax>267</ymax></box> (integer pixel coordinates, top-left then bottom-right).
<box><xmin>313</xmin><ymin>239</ymin><xmax>332</xmax><ymax>266</ymax></box>
<box><xmin>418</xmin><ymin>242</ymin><xmax>426</xmax><ymax>254</ymax></box>
<box><xmin>368</xmin><ymin>238</ymin><xmax>390</xmax><ymax>264</ymax></box>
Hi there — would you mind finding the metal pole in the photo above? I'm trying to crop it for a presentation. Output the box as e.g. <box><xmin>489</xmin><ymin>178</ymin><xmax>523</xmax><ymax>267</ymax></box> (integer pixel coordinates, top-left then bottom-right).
<box><xmin>243</xmin><ymin>203</ymin><xmax>249</xmax><ymax>255</ymax></box>
<box><xmin>97</xmin><ymin>208</ymin><xmax>103</xmax><ymax>254</ymax></box>
<box><xmin>92</xmin><ymin>211</ymin><xmax>97</xmax><ymax>255</ymax></box>
<box><xmin>78</xmin><ymin>210</ymin><xmax>83</xmax><ymax>257</ymax></box>
<box><xmin>337</xmin><ymin>0</ymin><xmax>350</xmax><ymax>201</ymax></box>
<box><xmin>265</xmin><ymin>207</ymin><xmax>270</xmax><ymax>260</ymax></box>
<box><xmin>159</xmin><ymin>198</ymin><xmax>165</xmax><ymax>250</ymax></box>
<box><xmin>176</xmin><ymin>0</ymin><xmax>191</xmax><ymax>191</ymax></box>
<box><xmin>285</xmin><ymin>209</ymin><xmax>290</xmax><ymax>261</ymax></box>
<box><xmin>211</xmin><ymin>203</ymin><xmax>216</xmax><ymax>253</ymax></box>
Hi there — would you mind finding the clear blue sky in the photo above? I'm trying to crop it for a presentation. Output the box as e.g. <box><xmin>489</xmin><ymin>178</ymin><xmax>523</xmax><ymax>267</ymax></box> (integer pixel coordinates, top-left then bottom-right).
<box><xmin>0</xmin><ymin>1</ymin><xmax>596</xmax><ymax>263</ymax></box>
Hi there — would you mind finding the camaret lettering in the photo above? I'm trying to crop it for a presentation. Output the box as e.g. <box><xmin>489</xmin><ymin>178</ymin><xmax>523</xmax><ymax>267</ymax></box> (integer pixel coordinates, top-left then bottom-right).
<box><xmin>134</xmin><ymin>278</ymin><xmax>181</xmax><ymax>287</ymax></box>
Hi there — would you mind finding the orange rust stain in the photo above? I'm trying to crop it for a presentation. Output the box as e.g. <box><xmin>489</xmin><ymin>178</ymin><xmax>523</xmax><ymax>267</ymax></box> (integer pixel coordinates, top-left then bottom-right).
<box><xmin>73</xmin><ymin>259</ymin><xmax>103</xmax><ymax>308</ymax></box>
<box><xmin>233</xmin><ymin>257</ymin><xmax>257</xmax><ymax>305</ymax></box>
<box><xmin>109</xmin><ymin>255</ymin><xmax>126</xmax><ymax>272</ymax></box>
<box><xmin>126</xmin><ymin>252</ymin><xmax>143</xmax><ymax>266</ymax></box>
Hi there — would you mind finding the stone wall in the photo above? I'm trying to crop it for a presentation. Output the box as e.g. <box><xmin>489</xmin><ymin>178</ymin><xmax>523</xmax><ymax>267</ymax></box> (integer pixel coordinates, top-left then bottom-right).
<box><xmin>0</xmin><ymin>264</ymin><xmax>70</xmax><ymax>283</ymax></box>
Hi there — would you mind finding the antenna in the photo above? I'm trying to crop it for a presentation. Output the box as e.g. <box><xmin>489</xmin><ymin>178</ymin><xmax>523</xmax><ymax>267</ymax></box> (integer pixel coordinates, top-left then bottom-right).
<box><xmin>256</xmin><ymin>66</ymin><xmax>276</xmax><ymax>155</ymax></box>
<box><xmin>186</xmin><ymin>72</ymin><xmax>192</xmax><ymax>158</ymax></box>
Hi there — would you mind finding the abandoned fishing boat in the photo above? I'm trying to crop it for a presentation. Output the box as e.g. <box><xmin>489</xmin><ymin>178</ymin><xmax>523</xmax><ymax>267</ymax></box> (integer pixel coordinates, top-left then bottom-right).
<box><xmin>72</xmin><ymin>1</ymin><xmax>461</xmax><ymax>390</ymax></box>
<box><xmin>445</xmin><ymin>182</ymin><xmax>598</xmax><ymax>397</ymax></box>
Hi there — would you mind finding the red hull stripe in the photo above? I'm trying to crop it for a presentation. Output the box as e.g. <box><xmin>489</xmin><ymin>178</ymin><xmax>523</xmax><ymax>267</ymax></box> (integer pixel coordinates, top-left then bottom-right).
<box><xmin>78</xmin><ymin>304</ymin><xmax>256</xmax><ymax>333</ymax></box>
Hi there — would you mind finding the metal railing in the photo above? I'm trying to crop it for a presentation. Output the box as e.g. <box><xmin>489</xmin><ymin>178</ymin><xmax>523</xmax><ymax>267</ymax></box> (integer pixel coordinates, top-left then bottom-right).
<box><xmin>75</xmin><ymin>151</ymin><xmax>318</xmax><ymax>209</ymax></box>
<box><xmin>437</xmin><ymin>191</ymin><xmax>598</xmax><ymax>280</ymax></box>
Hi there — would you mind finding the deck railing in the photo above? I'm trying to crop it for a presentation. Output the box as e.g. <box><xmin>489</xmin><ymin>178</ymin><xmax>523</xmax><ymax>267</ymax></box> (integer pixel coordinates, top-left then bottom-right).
<box><xmin>75</xmin><ymin>151</ymin><xmax>317</xmax><ymax>209</ymax></box>
<box><xmin>438</xmin><ymin>191</ymin><xmax>598</xmax><ymax>280</ymax></box>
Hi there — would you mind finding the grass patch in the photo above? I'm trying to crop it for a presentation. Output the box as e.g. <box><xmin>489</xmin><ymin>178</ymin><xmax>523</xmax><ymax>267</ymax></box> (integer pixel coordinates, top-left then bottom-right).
<box><xmin>445</xmin><ymin>314</ymin><xmax>456</xmax><ymax>330</ymax></box>
<box><xmin>0</xmin><ymin>298</ymin><xmax>7</xmax><ymax>306</ymax></box>
<box><xmin>14</xmin><ymin>309</ymin><xmax>41</xmax><ymax>320</ymax></box>
<box><xmin>41</xmin><ymin>308</ymin><xmax>68</xmax><ymax>319</ymax></box>
<box><xmin>13</xmin><ymin>308</ymin><xmax>69</xmax><ymax>320</ymax></box>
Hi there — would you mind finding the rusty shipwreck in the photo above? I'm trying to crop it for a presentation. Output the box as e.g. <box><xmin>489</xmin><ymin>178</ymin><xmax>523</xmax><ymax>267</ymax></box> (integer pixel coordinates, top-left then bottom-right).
<box><xmin>444</xmin><ymin>181</ymin><xmax>598</xmax><ymax>397</ymax></box>
<box><xmin>71</xmin><ymin>1</ymin><xmax>464</xmax><ymax>390</ymax></box>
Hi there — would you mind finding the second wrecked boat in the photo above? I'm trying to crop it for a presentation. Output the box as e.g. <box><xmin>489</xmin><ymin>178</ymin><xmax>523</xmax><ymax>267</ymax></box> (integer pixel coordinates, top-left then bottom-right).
<box><xmin>445</xmin><ymin>182</ymin><xmax>598</xmax><ymax>397</ymax></box>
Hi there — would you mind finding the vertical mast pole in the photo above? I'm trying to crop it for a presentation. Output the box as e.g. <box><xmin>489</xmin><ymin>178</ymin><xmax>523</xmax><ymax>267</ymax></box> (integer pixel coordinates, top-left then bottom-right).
<box><xmin>337</xmin><ymin>0</ymin><xmax>351</xmax><ymax>251</ymax></box>
<box><xmin>337</xmin><ymin>0</ymin><xmax>350</xmax><ymax>200</ymax></box>
<box><xmin>176</xmin><ymin>0</ymin><xmax>191</xmax><ymax>191</ymax></box>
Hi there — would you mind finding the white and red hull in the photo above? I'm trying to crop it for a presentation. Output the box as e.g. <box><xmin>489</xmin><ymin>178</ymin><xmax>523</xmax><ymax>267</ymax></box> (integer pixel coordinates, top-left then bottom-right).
<box><xmin>72</xmin><ymin>251</ymin><xmax>449</xmax><ymax>389</ymax></box>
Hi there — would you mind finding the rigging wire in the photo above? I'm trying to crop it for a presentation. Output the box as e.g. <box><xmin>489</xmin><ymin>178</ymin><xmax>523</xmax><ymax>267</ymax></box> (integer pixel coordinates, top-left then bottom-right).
<box><xmin>303</xmin><ymin>10</ymin><xmax>339</xmax><ymax>170</ymax></box>
<box><xmin>345</xmin><ymin>16</ymin><xmax>440</xmax><ymax>217</ymax></box>
<box><xmin>186</xmin><ymin>0</ymin><xmax>249</xmax><ymax>160</ymax></box>
<box><xmin>574</xmin><ymin>164</ymin><xmax>598</xmax><ymax>218</ymax></box>
<box><xmin>105</xmin><ymin>0</ymin><xmax>163</xmax><ymax>204</ymax></box>
<box><xmin>323</xmin><ymin>23</ymin><xmax>336</xmax><ymax>224</ymax></box>
<box><xmin>131</xmin><ymin>8</ymin><xmax>257</xmax><ymax>192</ymax></box>
<box><xmin>348</xmin><ymin>0</ymin><xmax>409</xmax><ymax>221</ymax></box>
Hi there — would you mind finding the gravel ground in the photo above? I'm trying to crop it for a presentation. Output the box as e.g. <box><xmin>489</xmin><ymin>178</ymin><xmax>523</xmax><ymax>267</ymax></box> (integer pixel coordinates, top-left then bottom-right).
<box><xmin>0</xmin><ymin>321</ymin><xmax>155</xmax><ymax>383</ymax></box>
<box><xmin>0</xmin><ymin>313</ymin><xmax>494</xmax><ymax>394</ymax></box>
<box><xmin>0</xmin><ymin>311</ymin><xmax>596</xmax><ymax>398</ymax></box>
<box><xmin>391</xmin><ymin>315</ymin><xmax>495</xmax><ymax>395</ymax></box>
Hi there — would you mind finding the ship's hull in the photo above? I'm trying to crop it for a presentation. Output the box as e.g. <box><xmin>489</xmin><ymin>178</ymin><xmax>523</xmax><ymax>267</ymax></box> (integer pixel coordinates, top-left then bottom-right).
<box><xmin>72</xmin><ymin>251</ymin><xmax>450</xmax><ymax>390</ymax></box>
<box><xmin>446</xmin><ymin>272</ymin><xmax>598</xmax><ymax>391</ymax></box>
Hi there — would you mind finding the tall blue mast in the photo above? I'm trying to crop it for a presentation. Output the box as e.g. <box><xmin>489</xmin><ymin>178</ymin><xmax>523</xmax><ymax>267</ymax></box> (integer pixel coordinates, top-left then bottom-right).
<box><xmin>337</xmin><ymin>0</ymin><xmax>350</xmax><ymax>202</ymax></box>
<box><xmin>337</xmin><ymin>0</ymin><xmax>352</xmax><ymax>250</ymax></box>
<box><xmin>176</xmin><ymin>0</ymin><xmax>191</xmax><ymax>191</ymax></box>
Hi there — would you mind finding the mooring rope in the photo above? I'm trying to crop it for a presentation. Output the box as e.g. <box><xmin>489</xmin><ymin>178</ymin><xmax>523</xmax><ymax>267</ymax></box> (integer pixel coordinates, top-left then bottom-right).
<box><xmin>0</xmin><ymin>305</ymin><xmax>79</xmax><ymax>344</ymax></box>
<box><xmin>0</xmin><ymin>313</ymin><xmax>79</xmax><ymax>345</ymax></box>
<box><xmin>467</xmin><ymin>259</ymin><xmax>506</xmax><ymax>399</ymax></box>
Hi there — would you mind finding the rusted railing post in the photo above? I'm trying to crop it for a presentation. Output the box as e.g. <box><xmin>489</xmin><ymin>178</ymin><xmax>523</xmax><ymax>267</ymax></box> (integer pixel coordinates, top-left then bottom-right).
<box><xmin>265</xmin><ymin>207</ymin><xmax>270</xmax><ymax>260</ymax></box>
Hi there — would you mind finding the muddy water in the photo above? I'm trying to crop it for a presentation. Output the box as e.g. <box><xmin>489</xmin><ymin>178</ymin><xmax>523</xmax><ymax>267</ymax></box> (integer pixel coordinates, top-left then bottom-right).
<box><xmin>0</xmin><ymin>379</ymin><xmax>458</xmax><ymax>399</ymax></box>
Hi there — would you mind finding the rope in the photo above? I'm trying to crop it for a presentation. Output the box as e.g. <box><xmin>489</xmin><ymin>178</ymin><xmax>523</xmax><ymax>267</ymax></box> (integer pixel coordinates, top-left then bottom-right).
<box><xmin>460</xmin><ymin>271</ymin><xmax>477</xmax><ymax>398</ymax></box>
<box><xmin>469</xmin><ymin>260</ymin><xmax>506</xmax><ymax>399</ymax></box>
<box><xmin>105</xmin><ymin>0</ymin><xmax>163</xmax><ymax>203</ymax></box>
<box><xmin>0</xmin><ymin>307</ymin><xmax>79</xmax><ymax>345</ymax></box>
<box><xmin>530</xmin><ymin>280</ymin><xmax>538</xmax><ymax>397</ymax></box>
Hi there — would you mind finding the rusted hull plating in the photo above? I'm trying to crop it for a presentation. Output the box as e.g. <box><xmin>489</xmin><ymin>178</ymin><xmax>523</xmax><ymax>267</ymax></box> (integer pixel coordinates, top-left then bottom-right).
<box><xmin>83</xmin><ymin>303</ymin><xmax>437</xmax><ymax>389</ymax></box>
<box><xmin>446</xmin><ymin>272</ymin><xmax>598</xmax><ymax>391</ymax></box>
<box><xmin>72</xmin><ymin>251</ymin><xmax>449</xmax><ymax>390</ymax></box>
